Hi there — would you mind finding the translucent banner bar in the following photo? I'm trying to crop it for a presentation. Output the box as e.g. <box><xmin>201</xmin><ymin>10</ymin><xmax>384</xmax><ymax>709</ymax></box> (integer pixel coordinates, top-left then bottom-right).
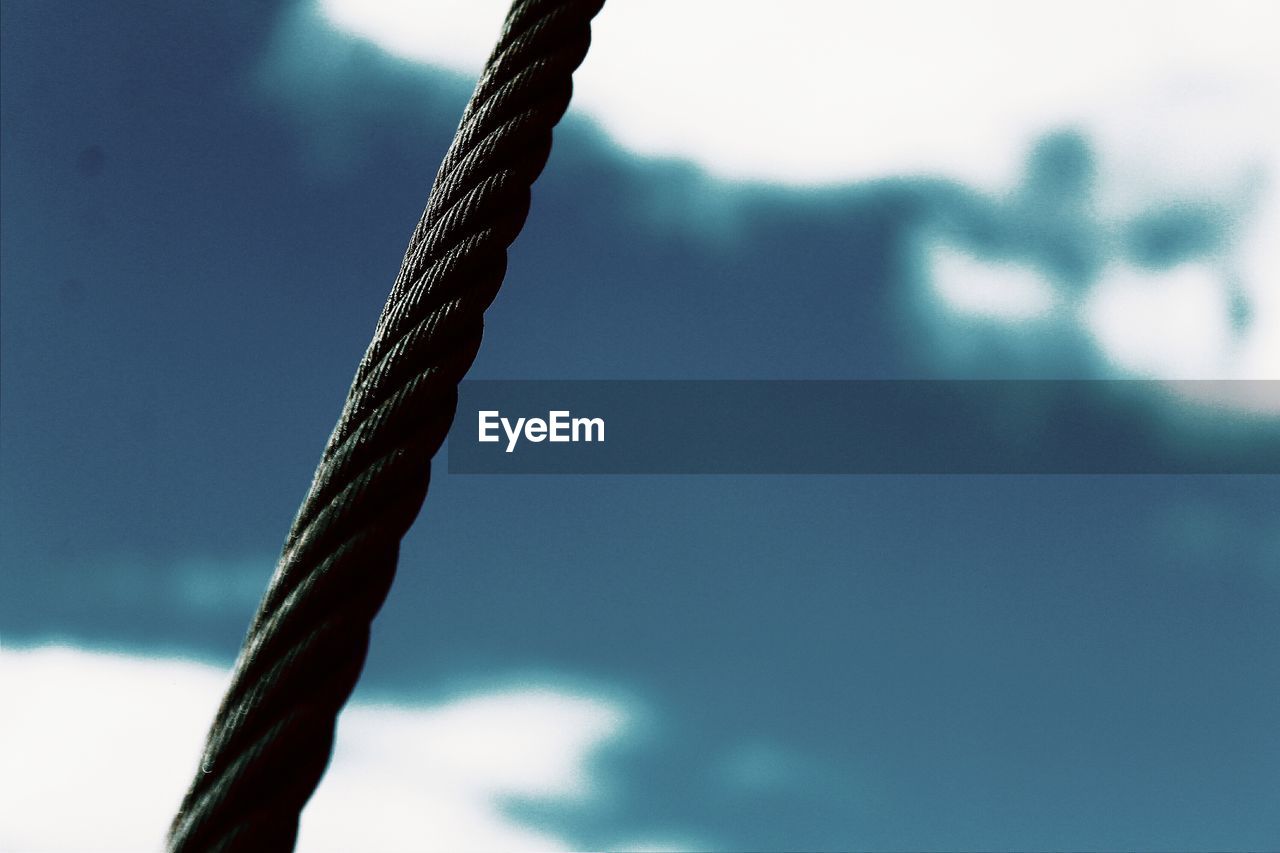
<box><xmin>448</xmin><ymin>381</ymin><xmax>1280</xmax><ymax>474</ymax></box>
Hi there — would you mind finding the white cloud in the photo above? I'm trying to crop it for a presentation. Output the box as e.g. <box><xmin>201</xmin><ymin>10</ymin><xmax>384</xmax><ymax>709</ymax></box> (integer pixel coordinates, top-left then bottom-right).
<box><xmin>312</xmin><ymin>0</ymin><xmax>1277</xmax><ymax>188</ymax></box>
<box><xmin>927</xmin><ymin>244</ymin><xmax>1061</xmax><ymax>322</ymax></box>
<box><xmin>908</xmin><ymin>75</ymin><xmax>1278</xmax><ymax>406</ymax></box>
<box><xmin>286</xmin><ymin>0</ymin><xmax>1279</xmax><ymax>402</ymax></box>
<box><xmin>0</xmin><ymin>645</ymin><xmax>633</xmax><ymax>852</ymax></box>
<box><xmin>1081</xmin><ymin>261</ymin><xmax>1233</xmax><ymax>379</ymax></box>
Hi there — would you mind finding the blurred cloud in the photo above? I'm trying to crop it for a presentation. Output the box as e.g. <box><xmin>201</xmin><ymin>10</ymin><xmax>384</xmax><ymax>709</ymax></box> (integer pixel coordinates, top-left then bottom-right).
<box><xmin>311</xmin><ymin>0</ymin><xmax>1276</xmax><ymax>187</ymax></box>
<box><xmin>0</xmin><ymin>645</ymin><xmax>642</xmax><ymax>851</ymax></box>
<box><xmin>275</xmin><ymin>0</ymin><xmax>1278</xmax><ymax>406</ymax></box>
<box><xmin>911</xmin><ymin>116</ymin><xmax>1278</xmax><ymax>410</ymax></box>
<box><xmin>1083</xmin><ymin>261</ymin><xmax>1235</xmax><ymax>378</ymax></box>
<box><xmin>926</xmin><ymin>244</ymin><xmax>1061</xmax><ymax>322</ymax></box>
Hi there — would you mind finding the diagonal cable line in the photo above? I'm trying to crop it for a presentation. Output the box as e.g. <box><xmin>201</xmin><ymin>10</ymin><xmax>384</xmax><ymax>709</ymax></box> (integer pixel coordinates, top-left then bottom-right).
<box><xmin>167</xmin><ymin>2</ymin><xmax>605</xmax><ymax>848</ymax></box>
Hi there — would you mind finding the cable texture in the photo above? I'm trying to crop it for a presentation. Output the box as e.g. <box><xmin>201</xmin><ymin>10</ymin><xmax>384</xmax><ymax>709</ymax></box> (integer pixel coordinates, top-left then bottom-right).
<box><xmin>168</xmin><ymin>2</ymin><xmax>604</xmax><ymax>848</ymax></box>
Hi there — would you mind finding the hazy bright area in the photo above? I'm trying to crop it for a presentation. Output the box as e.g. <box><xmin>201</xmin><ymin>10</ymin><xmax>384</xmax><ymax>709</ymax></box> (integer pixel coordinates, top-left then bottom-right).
<box><xmin>2</xmin><ymin>1</ymin><xmax>1277</xmax><ymax>850</ymax></box>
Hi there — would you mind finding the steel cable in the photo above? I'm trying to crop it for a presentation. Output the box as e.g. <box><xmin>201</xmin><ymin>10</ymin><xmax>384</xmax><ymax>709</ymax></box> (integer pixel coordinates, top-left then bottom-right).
<box><xmin>167</xmin><ymin>1</ymin><xmax>604</xmax><ymax>848</ymax></box>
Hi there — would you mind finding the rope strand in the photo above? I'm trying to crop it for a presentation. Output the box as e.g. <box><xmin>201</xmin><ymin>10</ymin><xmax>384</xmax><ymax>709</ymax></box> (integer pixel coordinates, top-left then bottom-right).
<box><xmin>168</xmin><ymin>2</ymin><xmax>604</xmax><ymax>848</ymax></box>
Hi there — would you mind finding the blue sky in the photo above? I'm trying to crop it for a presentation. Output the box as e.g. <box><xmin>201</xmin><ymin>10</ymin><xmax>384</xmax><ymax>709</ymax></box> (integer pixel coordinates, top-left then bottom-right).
<box><xmin>2</xmin><ymin>1</ymin><xmax>1278</xmax><ymax>850</ymax></box>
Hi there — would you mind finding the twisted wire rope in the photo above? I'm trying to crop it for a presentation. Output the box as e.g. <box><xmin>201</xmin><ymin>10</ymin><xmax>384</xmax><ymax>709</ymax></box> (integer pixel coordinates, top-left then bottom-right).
<box><xmin>168</xmin><ymin>2</ymin><xmax>604</xmax><ymax>848</ymax></box>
